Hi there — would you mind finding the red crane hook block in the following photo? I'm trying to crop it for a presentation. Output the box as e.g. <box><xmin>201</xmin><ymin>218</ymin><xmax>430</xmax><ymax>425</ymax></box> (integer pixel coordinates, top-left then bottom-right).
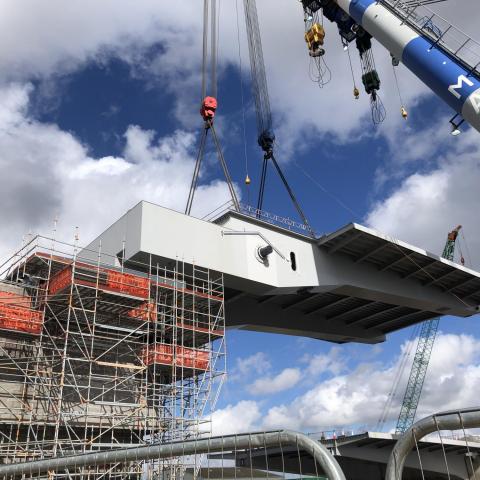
<box><xmin>200</xmin><ymin>96</ymin><xmax>217</xmax><ymax>121</ymax></box>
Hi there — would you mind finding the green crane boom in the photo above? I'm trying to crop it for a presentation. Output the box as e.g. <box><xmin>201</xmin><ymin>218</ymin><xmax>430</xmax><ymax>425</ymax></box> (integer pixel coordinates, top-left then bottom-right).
<box><xmin>395</xmin><ymin>225</ymin><xmax>462</xmax><ymax>435</ymax></box>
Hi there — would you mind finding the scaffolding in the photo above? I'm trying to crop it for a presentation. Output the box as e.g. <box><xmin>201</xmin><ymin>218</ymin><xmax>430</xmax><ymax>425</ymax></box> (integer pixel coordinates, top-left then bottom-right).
<box><xmin>0</xmin><ymin>235</ymin><xmax>226</xmax><ymax>478</ymax></box>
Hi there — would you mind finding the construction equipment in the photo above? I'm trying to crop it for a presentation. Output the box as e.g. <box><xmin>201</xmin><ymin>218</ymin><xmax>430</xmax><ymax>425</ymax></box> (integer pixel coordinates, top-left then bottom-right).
<box><xmin>185</xmin><ymin>0</ymin><xmax>240</xmax><ymax>215</ymax></box>
<box><xmin>243</xmin><ymin>0</ymin><xmax>314</xmax><ymax>234</ymax></box>
<box><xmin>305</xmin><ymin>23</ymin><xmax>326</xmax><ymax>58</ymax></box>
<box><xmin>299</xmin><ymin>0</ymin><xmax>480</xmax><ymax>134</ymax></box>
<box><xmin>395</xmin><ymin>225</ymin><xmax>463</xmax><ymax>434</ymax></box>
<box><xmin>356</xmin><ymin>28</ymin><xmax>386</xmax><ymax>124</ymax></box>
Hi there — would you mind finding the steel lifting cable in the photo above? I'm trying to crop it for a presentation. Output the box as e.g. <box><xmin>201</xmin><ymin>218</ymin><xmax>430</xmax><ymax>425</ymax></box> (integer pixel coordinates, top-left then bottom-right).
<box><xmin>460</xmin><ymin>228</ymin><xmax>473</xmax><ymax>266</ymax></box>
<box><xmin>377</xmin><ymin>323</ymin><xmax>420</xmax><ymax>431</ymax></box>
<box><xmin>201</xmin><ymin>0</ymin><xmax>209</xmax><ymax>101</ymax></box>
<box><xmin>211</xmin><ymin>0</ymin><xmax>217</xmax><ymax>99</ymax></box>
<box><xmin>186</xmin><ymin>0</ymin><xmax>240</xmax><ymax>215</ymax></box>
<box><xmin>292</xmin><ymin>157</ymin><xmax>474</xmax><ymax>310</ymax></box>
<box><xmin>235</xmin><ymin>0</ymin><xmax>250</xmax><ymax>196</ymax></box>
<box><xmin>346</xmin><ymin>45</ymin><xmax>359</xmax><ymax>98</ymax></box>
<box><xmin>392</xmin><ymin>63</ymin><xmax>408</xmax><ymax>119</ymax></box>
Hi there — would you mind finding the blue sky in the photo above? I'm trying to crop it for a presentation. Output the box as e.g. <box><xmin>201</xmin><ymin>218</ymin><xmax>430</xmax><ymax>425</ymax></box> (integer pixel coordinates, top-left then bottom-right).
<box><xmin>0</xmin><ymin>0</ymin><xmax>479</xmax><ymax>435</ymax></box>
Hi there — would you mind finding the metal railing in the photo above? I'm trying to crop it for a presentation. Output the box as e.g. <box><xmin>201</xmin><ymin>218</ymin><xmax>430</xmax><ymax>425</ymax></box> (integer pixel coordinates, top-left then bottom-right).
<box><xmin>380</xmin><ymin>0</ymin><xmax>480</xmax><ymax>76</ymax></box>
<box><xmin>0</xmin><ymin>430</ymin><xmax>346</xmax><ymax>480</ymax></box>
<box><xmin>386</xmin><ymin>407</ymin><xmax>480</xmax><ymax>480</ymax></box>
<box><xmin>202</xmin><ymin>201</ymin><xmax>315</xmax><ymax>237</ymax></box>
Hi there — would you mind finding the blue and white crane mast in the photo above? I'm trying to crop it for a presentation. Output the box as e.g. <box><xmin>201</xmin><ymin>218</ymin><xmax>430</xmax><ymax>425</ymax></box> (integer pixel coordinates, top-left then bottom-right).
<box><xmin>301</xmin><ymin>0</ymin><xmax>480</xmax><ymax>133</ymax></box>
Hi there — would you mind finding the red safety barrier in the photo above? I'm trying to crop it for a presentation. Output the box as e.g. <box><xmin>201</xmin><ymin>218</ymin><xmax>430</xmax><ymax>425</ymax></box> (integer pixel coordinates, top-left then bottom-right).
<box><xmin>177</xmin><ymin>346</ymin><xmax>209</xmax><ymax>370</ymax></box>
<box><xmin>48</xmin><ymin>267</ymin><xmax>72</xmax><ymax>296</ymax></box>
<box><xmin>49</xmin><ymin>266</ymin><xmax>150</xmax><ymax>300</ymax></box>
<box><xmin>0</xmin><ymin>290</ymin><xmax>31</xmax><ymax>308</ymax></box>
<box><xmin>106</xmin><ymin>271</ymin><xmax>149</xmax><ymax>299</ymax></box>
<box><xmin>0</xmin><ymin>304</ymin><xmax>43</xmax><ymax>335</ymax></box>
<box><xmin>127</xmin><ymin>302</ymin><xmax>157</xmax><ymax>322</ymax></box>
<box><xmin>141</xmin><ymin>344</ymin><xmax>174</xmax><ymax>367</ymax></box>
<box><xmin>141</xmin><ymin>344</ymin><xmax>209</xmax><ymax>371</ymax></box>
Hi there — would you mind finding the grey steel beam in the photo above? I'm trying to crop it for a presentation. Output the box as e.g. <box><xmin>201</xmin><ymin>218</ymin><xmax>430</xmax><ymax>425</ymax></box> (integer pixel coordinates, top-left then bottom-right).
<box><xmin>445</xmin><ymin>277</ymin><xmax>477</xmax><ymax>293</ymax></box>
<box><xmin>0</xmin><ymin>430</ymin><xmax>346</xmax><ymax>480</ymax></box>
<box><xmin>346</xmin><ymin>305</ymin><xmax>403</xmax><ymax>326</ymax></box>
<box><xmin>402</xmin><ymin>258</ymin><xmax>438</xmax><ymax>280</ymax></box>
<box><xmin>326</xmin><ymin>300</ymin><xmax>376</xmax><ymax>321</ymax></box>
<box><xmin>462</xmin><ymin>288</ymin><xmax>480</xmax><ymax>300</ymax></box>
<box><xmin>378</xmin><ymin>251</ymin><xmax>412</xmax><ymax>272</ymax></box>
<box><xmin>282</xmin><ymin>292</ymin><xmax>319</xmax><ymax>310</ymax></box>
<box><xmin>365</xmin><ymin>309</ymin><xmax>426</xmax><ymax>330</ymax></box>
<box><xmin>354</xmin><ymin>242</ymin><xmax>389</xmax><ymax>264</ymax></box>
<box><xmin>422</xmin><ymin>268</ymin><xmax>456</xmax><ymax>287</ymax></box>
<box><xmin>305</xmin><ymin>296</ymin><xmax>348</xmax><ymax>316</ymax></box>
<box><xmin>327</xmin><ymin>232</ymin><xmax>362</xmax><ymax>254</ymax></box>
<box><xmin>385</xmin><ymin>407</ymin><xmax>480</xmax><ymax>480</ymax></box>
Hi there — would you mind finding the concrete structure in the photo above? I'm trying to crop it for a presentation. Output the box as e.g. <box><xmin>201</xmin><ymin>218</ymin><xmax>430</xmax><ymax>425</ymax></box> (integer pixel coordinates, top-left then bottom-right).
<box><xmin>0</xmin><ymin>235</ymin><xmax>226</xmax><ymax>478</ymax></box>
<box><xmin>83</xmin><ymin>201</ymin><xmax>480</xmax><ymax>344</ymax></box>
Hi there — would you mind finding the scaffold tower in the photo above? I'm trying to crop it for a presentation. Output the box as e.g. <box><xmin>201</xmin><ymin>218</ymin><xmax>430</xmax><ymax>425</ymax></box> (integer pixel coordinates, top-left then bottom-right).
<box><xmin>0</xmin><ymin>235</ymin><xmax>226</xmax><ymax>478</ymax></box>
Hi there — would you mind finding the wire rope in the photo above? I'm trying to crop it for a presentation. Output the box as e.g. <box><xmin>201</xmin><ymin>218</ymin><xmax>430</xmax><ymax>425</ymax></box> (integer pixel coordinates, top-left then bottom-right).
<box><xmin>346</xmin><ymin>45</ymin><xmax>359</xmax><ymax>97</ymax></box>
<box><xmin>392</xmin><ymin>64</ymin><xmax>405</xmax><ymax>108</ymax></box>
<box><xmin>235</xmin><ymin>0</ymin><xmax>250</xmax><ymax>198</ymax></box>
<box><xmin>377</xmin><ymin>322</ymin><xmax>420</xmax><ymax>431</ymax></box>
<box><xmin>460</xmin><ymin>228</ymin><xmax>473</xmax><ymax>267</ymax></box>
<box><xmin>292</xmin><ymin>157</ymin><xmax>472</xmax><ymax>309</ymax></box>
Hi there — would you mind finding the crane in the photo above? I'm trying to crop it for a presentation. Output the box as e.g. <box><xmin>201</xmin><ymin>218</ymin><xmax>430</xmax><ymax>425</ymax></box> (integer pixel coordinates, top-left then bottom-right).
<box><xmin>395</xmin><ymin>225</ymin><xmax>463</xmax><ymax>434</ymax></box>
<box><xmin>300</xmin><ymin>0</ymin><xmax>480</xmax><ymax>133</ymax></box>
<box><xmin>243</xmin><ymin>0</ymin><xmax>314</xmax><ymax>234</ymax></box>
<box><xmin>185</xmin><ymin>0</ymin><xmax>240</xmax><ymax>216</ymax></box>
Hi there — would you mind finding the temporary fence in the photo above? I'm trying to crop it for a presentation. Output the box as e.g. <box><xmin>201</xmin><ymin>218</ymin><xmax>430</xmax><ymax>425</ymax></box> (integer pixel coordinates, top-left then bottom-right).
<box><xmin>0</xmin><ymin>429</ymin><xmax>346</xmax><ymax>480</ymax></box>
<box><xmin>386</xmin><ymin>406</ymin><xmax>480</xmax><ymax>480</ymax></box>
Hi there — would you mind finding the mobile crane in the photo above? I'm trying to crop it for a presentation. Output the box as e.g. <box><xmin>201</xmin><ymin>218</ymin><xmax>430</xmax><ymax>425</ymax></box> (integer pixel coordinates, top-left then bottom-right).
<box><xmin>300</xmin><ymin>0</ymin><xmax>480</xmax><ymax>133</ymax></box>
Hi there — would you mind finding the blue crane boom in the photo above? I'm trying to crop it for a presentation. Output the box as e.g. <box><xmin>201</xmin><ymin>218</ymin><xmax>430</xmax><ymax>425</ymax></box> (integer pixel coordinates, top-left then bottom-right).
<box><xmin>395</xmin><ymin>225</ymin><xmax>462</xmax><ymax>434</ymax></box>
<box><xmin>301</xmin><ymin>0</ymin><xmax>480</xmax><ymax>133</ymax></box>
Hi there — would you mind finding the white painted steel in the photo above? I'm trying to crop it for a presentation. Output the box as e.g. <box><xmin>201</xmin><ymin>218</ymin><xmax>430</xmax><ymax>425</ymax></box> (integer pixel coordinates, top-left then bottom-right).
<box><xmin>361</xmin><ymin>2</ymin><xmax>419</xmax><ymax>61</ymax></box>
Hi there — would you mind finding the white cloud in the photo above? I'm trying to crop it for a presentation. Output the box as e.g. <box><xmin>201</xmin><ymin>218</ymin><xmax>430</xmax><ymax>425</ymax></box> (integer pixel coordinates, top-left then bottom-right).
<box><xmin>0</xmin><ymin>83</ymin><xmax>232</xmax><ymax>260</ymax></box>
<box><xmin>0</xmin><ymin>1</ymin><xmax>203</xmax><ymax>82</ymax></box>
<box><xmin>230</xmin><ymin>352</ymin><xmax>272</xmax><ymax>382</ymax></box>
<box><xmin>1</xmin><ymin>0</ymin><xmax>476</xmax><ymax>149</ymax></box>
<box><xmin>248</xmin><ymin>368</ymin><xmax>302</xmax><ymax>396</ymax></box>
<box><xmin>301</xmin><ymin>346</ymin><xmax>346</xmax><ymax>377</ymax></box>
<box><xmin>210</xmin><ymin>400</ymin><xmax>261</xmax><ymax>436</ymax></box>
<box><xmin>366</xmin><ymin>126</ymin><xmax>480</xmax><ymax>268</ymax></box>
<box><xmin>260</xmin><ymin>333</ymin><xmax>480</xmax><ymax>431</ymax></box>
<box><xmin>212</xmin><ymin>333</ymin><xmax>480</xmax><ymax>434</ymax></box>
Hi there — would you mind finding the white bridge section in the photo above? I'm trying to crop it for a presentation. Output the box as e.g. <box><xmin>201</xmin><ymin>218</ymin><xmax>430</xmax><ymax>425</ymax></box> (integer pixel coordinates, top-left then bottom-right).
<box><xmin>82</xmin><ymin>201</ymin><xmax>480</xmax><ymax>344</ymax></box>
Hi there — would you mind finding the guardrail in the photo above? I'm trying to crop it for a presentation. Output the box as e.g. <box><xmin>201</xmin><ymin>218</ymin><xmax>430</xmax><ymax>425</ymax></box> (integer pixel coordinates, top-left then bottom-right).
<box><xmin>203</xmin><ymin>201</ymin><xmax>315</xmax><ymax>237</ymax></box>
<box><xmin>380</xmin><ymin>0</ymin><xmax>480</xmax><ymax>76</ymax></box>
<box><xmin>0</xmin><ymin>430</ymin><xmax>346</xmax><ymax>480</ymax></box>
<box><xmin>386</xmin><ymin>407</ymin><xmax>480</xmax><ymax>480</ymax></box>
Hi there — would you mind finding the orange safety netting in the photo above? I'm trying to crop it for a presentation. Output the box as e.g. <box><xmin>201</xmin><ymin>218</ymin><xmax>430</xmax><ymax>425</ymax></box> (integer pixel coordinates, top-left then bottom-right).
<box><xmin>141</xmin><ymin>344</ymin><xmax>209</xmax><ymax>371</ymax></box>
<box><xmin>106</xmin><ymin>271</ymin><xmax>149</xmax><ymax>298</ymax></box>
<box><xmin>127</xmin><ymin>302</ymin><xmax>157</xmax><ymax>322</ymax></box>
<box><xmin>0</xmin><ymin>300</ymin><xmax>43</xmax><ymax>335</ymax></box>
<box><xmin>49</xmin><ymin>266</ymin><xmax>150</xmax><ymax>299</ymax></box>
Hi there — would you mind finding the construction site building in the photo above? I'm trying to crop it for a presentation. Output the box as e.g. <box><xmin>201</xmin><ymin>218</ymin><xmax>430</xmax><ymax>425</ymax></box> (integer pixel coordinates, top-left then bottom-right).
<box><xmin>0</xmin><ymin>235</ymin><xmax>226</xmax><ymax>478</ymax></box>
